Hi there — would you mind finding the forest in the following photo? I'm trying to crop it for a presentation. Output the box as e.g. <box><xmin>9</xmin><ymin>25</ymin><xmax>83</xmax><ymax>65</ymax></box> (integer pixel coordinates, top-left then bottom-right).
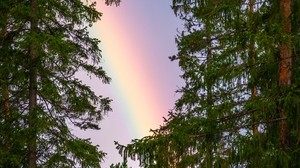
<box><xmin>1</xmin><ymin>0</ymin><xmax>300</xmax><ymax>168</ymax></box>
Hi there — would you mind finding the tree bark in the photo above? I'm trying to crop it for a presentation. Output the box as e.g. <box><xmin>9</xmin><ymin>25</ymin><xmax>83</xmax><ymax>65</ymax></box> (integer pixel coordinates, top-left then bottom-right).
<box><xmin>205</xmin><ymin>29</ymin><xmax>213</xmax><ymax>168</ymax></box>
<box><xmin>249</xmin><ymin>0</ymin><xmax>258</xmax><ymax>135</ymax></box>
<box><xmin>1</xmin><ymin>10</ymin><xmax>12</xmax><ymax>159</ymax></box>
<box><xmin>28</xmin><ymin>0</ymin><xmax>38</xmax><ymax>167</ymax></box>
<box><xmin>1</xmin><ymin>12</ymin><xmax>10</xmax><ymax>119</ymax></box>
<box><xmin>279</xmin><ymin>0</ymin><xmax>291</xmax><ymax>148</ymax></box>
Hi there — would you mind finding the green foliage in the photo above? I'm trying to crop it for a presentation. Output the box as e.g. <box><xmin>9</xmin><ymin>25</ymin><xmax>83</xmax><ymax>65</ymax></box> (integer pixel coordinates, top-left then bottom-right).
<box><xmin>110</xmin><ymin>160</ymin><xmax>129</xmax><ymax>168</ymax></box>
<box><xmin>114</xmin><ymin>0</ymin><xmax>300</xmax><ymax>167</ymax></box>
<box><xmin>0</xmin><ymin>0</ymin><xmax>120</xmax><ymax>167</ymax></box>
<box><xmin>105</xmin><ymin>0</ymin><xmax>121</xmax><ymax>7</ymax></box>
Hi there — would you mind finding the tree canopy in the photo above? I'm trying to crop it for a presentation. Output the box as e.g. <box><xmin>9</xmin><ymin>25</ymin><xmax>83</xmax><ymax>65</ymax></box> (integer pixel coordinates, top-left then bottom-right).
<box><xmin>0</xmin><ymin>0</ymin><xmax>120</xmax><ymax>167</ymax></box>
<box><xmin>113</xmin><ymin>0</ymin><xmax>300</xmax><ymax>167</ymax></box>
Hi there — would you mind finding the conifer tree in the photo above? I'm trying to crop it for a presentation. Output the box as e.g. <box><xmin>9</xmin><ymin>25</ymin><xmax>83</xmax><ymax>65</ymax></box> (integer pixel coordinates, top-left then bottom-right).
<box><xmin>0</xmin><ymin>0</ymin><xmax>120</xmax><ymax>167</ymax></box>
<box><xmin>0</xmin><ymin>0</ymin><xmax>28</xmax><ymax>166</ymax></box>
<box><xmin>113</xmin><ymin>0</ymin><xmax>300</xmax><ymax>167</ymax></box>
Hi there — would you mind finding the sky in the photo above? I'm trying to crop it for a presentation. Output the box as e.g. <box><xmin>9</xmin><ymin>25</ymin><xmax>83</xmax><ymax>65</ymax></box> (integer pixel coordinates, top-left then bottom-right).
<box><xmin>76</xmin><ymin>0</ymin><xmax>183</xmax><ymax>167</ymax></box>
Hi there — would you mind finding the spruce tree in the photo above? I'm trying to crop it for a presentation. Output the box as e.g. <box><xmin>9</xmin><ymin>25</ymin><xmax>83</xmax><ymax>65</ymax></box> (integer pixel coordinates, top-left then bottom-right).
<box><xmin>113</xmin><ymin>0</ymin><xmax>300</xmax><ymax>167</ymax></box>
<box><xmin>0</xmin><ymin>0</ymin><xmax>28</xmax><ymax>166</ymax></box>
<box><xmin>0</xmin><ymin>0</ymin><xmax>120</xmax><ymax>167</ymax></box>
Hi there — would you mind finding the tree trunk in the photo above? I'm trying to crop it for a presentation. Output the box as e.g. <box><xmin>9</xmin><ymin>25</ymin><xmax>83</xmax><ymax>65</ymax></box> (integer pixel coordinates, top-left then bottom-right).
<box><xmin>205</xmin><ymin>30</ymin><xmax>213</xmax><ymax>168</ymax></box>
<box><xmin>1</xmin><ymin>12</ymin><xmax>10</xmax><ymax>120</ymax></box>
<box><xmin>2</xmin><ymin>85</ymin><xmax>10</xmax><ymax>118</ymax></box>
<box><xmin>279</xmin><ymin>0</ymin><xmax>291</xmax><ymax>149</ymax></box>
<box><xmin>249</xmin><ymin>0</ymin><xmax>258</xmax><ymax>135</ymax></box>
<box><xmin>28</xmin><ymin>0</ymin><xmax>38</xmax><ymax>167</ymax></box>
<box><xmin>1</xmin><ymin>11</ymin><xmax>12</xmax><ymax>160</ymax></box>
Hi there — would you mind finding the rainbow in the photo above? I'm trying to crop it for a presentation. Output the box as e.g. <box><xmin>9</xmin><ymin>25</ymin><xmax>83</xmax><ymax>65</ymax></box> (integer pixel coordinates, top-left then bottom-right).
<box><xmin>85</xmin><ymin>1</ymin><xmax>182</xmax><ymax>166</ymax></box>
<box><xmin>90</xmin><ymin>2</ymin><xmax>174</xmax><ymax>138</ymax></box>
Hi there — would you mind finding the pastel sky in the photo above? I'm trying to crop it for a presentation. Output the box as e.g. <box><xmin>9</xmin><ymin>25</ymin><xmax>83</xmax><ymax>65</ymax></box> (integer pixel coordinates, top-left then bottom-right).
<box><xmin>76</xmin><ymin>0</ymin><xmax>183</xmax><ymax>167</ymax></box>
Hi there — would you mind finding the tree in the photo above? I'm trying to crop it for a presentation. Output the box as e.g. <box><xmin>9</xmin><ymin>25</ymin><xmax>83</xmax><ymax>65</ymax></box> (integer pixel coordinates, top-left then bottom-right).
<box><xmin>113</xmin><ymin>0</ymin><xmax>300</xmax><ymax>167</ymax></box>
<box><xmin>0</xmin><ymin>0</ymin><xmax>29</xmax><ymax>166</ymax></box>
<box><xmin>0</xmin><ymin>0</ymin><xmax>120</xmax><ymax>167</ymax></box>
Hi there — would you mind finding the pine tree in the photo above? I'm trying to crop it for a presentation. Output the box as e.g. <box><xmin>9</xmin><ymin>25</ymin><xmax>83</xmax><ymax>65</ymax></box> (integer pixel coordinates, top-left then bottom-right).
<box><xmin>113</xmin><ymin>0</ymin><xmax>300</xmax><ymax>167</ymax></box>
<box><xmin>0</xmin><ymin>0</ymin><xmax>120</xmax><ymax>167</ymax></box>
<box><xmin>0</xmin><ymin>0</ymin><xmax>28</xmax><ymax>166</ymax></box>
